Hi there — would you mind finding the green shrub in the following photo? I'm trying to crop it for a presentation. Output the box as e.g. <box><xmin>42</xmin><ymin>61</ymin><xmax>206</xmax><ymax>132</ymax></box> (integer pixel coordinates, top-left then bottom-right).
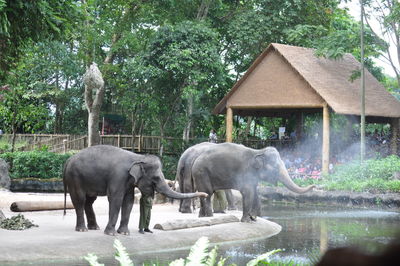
<box><xmin>0</xmin><ymin>151</ymin><xmax>71</xmax><ymax>179</ymax></box>
<box><xmin>161</xmin><ymin>155</ymin><xmax>179</xmax><ymax>180</ymax></box>
<box><xmin>296</xmin><ymin>155</ymin><xmax>400</xmax><ymax>193</ymax></box>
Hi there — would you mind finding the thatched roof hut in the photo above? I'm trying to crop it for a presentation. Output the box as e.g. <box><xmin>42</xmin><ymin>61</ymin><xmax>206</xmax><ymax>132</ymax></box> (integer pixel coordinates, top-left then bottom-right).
<box><xmin>214</xmin><ymin>43</ymin><xmax>400</xmax><ymax>173</ymax></box>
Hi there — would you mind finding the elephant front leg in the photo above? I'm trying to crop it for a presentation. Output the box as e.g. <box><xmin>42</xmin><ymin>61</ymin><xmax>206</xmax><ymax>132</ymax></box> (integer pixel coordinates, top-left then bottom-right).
<box><xmin>240</xmin><ymin>187</ymin><xmax>257</xmax><ymax>222</ymax></box>
<box><xmin>251</xmin><ymin>192</ymin><xmax>261</xmax><ymax>217</ymax></box>
<box><xmin>179</xmin><ymin>199</ymin><xmax>193</xmax><ymax>213</ymax></box>
<box><xmin>104</xmin><ymin>195</ymin><xmax>124</xmax><ymax>236</ymax></box>
<box><xmin>117</xmin><ymin>190</ymin><xmax>135</xmax><ymax>235</ymax></box>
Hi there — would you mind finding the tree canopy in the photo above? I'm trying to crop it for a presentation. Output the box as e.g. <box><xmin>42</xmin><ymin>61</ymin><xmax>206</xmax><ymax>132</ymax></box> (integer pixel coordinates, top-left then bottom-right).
<box><xmin>0</xmin><ymin>0</ymin><xmax>399</xmax><ymax>144</ymax></box>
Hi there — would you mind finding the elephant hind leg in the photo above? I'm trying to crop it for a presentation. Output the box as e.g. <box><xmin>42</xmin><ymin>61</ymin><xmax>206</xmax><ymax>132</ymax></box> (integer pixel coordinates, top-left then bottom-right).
<box><xmin>199</xmin><ymin>195</ymin><xmax>213</xmax><ymax>217</ymax></box>
<box><xmin>69</xmin><ymin>189</ymin><xmax>87</xmax><ymax>232</ymax></box>
<box><xmin>85</xmin><ymin>195</ymin><xmax>99</xmax><ymax>230</ymax></box>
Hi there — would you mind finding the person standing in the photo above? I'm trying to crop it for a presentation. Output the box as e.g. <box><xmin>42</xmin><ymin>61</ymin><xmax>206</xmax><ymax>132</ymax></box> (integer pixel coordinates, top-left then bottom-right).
<box><xmin>208</xmin><ymin>129</ymin><xmax>218</xmax><ymax>143</ymax></box>
<box><xmin>138</xmin><ymin>193</ymin><xmax>153</xmax><ymax>234</ymax></box>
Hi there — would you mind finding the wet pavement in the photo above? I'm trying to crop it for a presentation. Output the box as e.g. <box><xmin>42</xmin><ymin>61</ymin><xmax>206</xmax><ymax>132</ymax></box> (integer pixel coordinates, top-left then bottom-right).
<box><xmin>0</xmin><ymin>190</ymin><xmax>281</xmax><ymax>265</ymax></box>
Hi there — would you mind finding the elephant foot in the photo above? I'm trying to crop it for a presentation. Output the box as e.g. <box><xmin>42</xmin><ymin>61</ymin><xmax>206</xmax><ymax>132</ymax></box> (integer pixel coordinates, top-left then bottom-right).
<box><xmin>104</xmin><ymin>227</ymin><xmax>117</xmax><ymax>236</ymax></box>
<box><xmin>75</xmin><ymin>226</ymin><xmax>88</xmax><ymax>232</ymax></box>
<box><xmin>180</xmin><ymin>208</ymin><xmax>193</xmax><ymax>213</ymax></box>
<box><xmin>117</xmin><ymin>226</ymin><xmax>130</xmax><ymax>236</ymax></box>
<box><xmin>88</xmin><ymin>224</ymin><xmax>100</xmax><ymax>230</ymax></box>
<box><xmin>240</xmin><ymin>215</ymin><xmax>256</xmax><ymax>223</ymax></box>
<box><xmin>199</xmin><ymin>208</ymin><xmax>213</xmax><ymax>217</ymax></box>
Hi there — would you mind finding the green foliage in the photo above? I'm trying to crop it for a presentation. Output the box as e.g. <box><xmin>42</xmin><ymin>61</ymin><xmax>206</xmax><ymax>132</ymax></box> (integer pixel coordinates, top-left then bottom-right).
<box><xmin>294</xmin><ymin>156</ymin><xmax>400</xmax><ymax>193</ymax></box>
<box><xmin>0</xmin><ymin>83</ymin><xmax>49</xmax><ymax>137</ymax></box>
<box><xmin>114</xmin><ymin>239</ymin><xmax>134</xmax><ymax>266</ymax></box>
<box><xmin>0</xmin><ymin>151</ymin><xmax>71</xmax><ymax>179</ymax></box>
<box><xmin>247</xmin><ymin>249</ymin><xmax>282</xmax><ymax>266</ymax></box>
<box><xmin>0</xmin><ymin>0</ymin><xmax>81</xmax><ymax>80</ymax></box>
<box><xmin>85</xmin><ymin>237</ymin><xmax>282</xmax><ymax>266</ymax></box>
<box><xmin>0</xmin><ymin>214</ymin><xmax>38</xmax><ymax>230</ymax></box>
<box><xmin>161</xmin><ymin>155</ymin><xmax>179</xmax><ymax>181</ymax></box>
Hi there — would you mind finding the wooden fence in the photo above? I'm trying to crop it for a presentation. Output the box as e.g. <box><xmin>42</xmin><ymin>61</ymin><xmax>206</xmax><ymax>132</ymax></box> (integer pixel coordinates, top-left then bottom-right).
<box><xmin>2</xmin><ymin>134</ymin><xmax>292</xmax><ymax>155</ymax></box>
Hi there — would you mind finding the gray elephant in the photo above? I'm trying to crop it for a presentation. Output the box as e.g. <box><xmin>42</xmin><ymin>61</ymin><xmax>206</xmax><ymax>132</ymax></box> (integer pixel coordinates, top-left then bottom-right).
<box><xmin>63</xmin><ymin>145</ymin><xmax>207</xmax><ymax>236</ymax></box>
<box><xmin>190</xmin><ymin>143</ymin><xmax>315</xmax><ymax>222</ymax></box>
<box><xmin>177</xmin><ymin>142</ymin><xmax>215</xmax><ymax>213</ymax></box>
<box><xmin>177</xmin><ymin>143</ymin><xmax>237</xmax><ymax>213</ymax></box>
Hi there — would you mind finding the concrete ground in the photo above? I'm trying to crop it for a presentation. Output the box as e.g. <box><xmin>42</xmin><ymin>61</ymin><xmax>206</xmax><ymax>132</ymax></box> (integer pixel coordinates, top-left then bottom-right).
<box><xmin>0</xmin><ymin>190</ymin><xmax>281</xmax><ymax>265</ymax></box>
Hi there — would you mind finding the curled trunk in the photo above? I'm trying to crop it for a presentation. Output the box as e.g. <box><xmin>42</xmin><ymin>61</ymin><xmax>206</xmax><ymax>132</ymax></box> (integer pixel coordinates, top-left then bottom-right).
<box><xmin>156</xmin><ymin>179</ymin><xmax>205</xmax><ymax>199</ymax></box>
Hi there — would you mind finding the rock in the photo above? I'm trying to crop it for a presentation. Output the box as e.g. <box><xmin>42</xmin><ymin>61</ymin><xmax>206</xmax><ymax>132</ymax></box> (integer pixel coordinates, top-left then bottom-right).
<box><xmin>0</xmin><ymin>159</ymin><xmax>10</xmax><ymax>189</ymax></box>
<box><xmin>153</xmin><ymin>214</ymin><xmax>240</xmax><ymax>231</ymax></box>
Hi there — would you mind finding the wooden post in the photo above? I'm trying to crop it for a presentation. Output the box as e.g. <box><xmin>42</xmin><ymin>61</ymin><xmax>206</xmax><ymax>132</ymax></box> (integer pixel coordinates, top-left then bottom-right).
<box><xmin>390</xmin><ymin>118</ymin><xmax>399</xmax><ymax>155</ymax></box>
<box><xmin>117</xmin><ymin>134</ymin><xmax>121</xmax><ymax>148</ymax></box>
<box><xmin>295</xmin><ymin>112</ymin><xmax>303</xmax><ymax>141</ymax></box>
<box><xmin>226</xmin><ymin>107</ymin><xmax>233</xmax><ymax>143</ymax></box>
<box><xmin>322</xmin><ymin>104</ymin><xmax>330</xmax><ymax>175</ymax></box>
<box><xmin>63</xmin><ymin>139</ymin><xmax>68</xmax><ymax>154</ymax></box>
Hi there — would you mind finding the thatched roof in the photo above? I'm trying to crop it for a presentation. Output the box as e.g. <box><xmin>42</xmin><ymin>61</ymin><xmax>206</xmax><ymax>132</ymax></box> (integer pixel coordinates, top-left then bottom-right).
<box><xmin>213</xmin><ymin>43</ymin><xmax>400</xmax><ymax>119</ymax></box>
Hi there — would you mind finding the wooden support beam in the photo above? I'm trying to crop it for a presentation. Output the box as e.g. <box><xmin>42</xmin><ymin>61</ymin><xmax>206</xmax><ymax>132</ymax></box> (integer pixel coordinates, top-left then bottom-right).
<box><xmin>226</xmin><ymin>107</ymin><xmax>233</xmax><ymax>143</ymax></box>
<box><xmin>322</xmin><ymin>104</ymin><xmax>330</xmax><ymax>175</ymax></box>
<box><xmin>295</xmin><ymin>112</ymin><xmax>304</xmax><ymax>140</ymax></box>
<box><xmin>390</xmin><ymin>118</ymin><xmax>399</xmax><ymax>155</ymax></box>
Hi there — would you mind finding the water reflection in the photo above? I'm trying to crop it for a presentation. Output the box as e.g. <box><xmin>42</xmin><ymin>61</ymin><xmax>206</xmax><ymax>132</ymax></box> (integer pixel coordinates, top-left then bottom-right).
<box><xmin>217</xmin><ymin>202</ymin><xmax>400</xmax><ymax>265</ymax></box>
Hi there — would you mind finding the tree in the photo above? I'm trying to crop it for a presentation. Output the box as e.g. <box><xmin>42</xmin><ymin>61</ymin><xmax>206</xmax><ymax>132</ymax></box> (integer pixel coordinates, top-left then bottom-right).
<box><xmin>78</xmin><ymin>0</ymin><xmax>156</xmax><ymax>146</ymax></box>
<box><xmin>12</xmin><ymin>41</ymin><xmax>84</xmax><ymax>134</ymax></box>
<box><xmin>126</xmin><ymin>21</ymin><xmax>225</xmax><ymax>154</ymax></box>
<box><xmin>83</xmin><ymin>63</ymin><xmax>105</xmax><ymax>147</ymax></box>
<box><xmin>0</xmin><ymin>83</ymin><xmax>48</xmax><ymax>152</ymax></box>
<box><xmin>0</xmin><ymin>0</ymin><xmax>79</xmax><ymax>81</ymax></box>
<box><xmin>362</xmin><ymin>0</ymin><xmax>400</xmax><ymax>86</ymax></box>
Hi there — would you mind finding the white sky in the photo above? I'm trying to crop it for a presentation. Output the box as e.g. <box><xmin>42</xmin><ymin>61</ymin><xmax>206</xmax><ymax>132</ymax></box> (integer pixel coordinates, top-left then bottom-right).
<box><xmin>340</xmin><ymin>0</ymin><xmax>399</xmax><ymax>77</ymax></box>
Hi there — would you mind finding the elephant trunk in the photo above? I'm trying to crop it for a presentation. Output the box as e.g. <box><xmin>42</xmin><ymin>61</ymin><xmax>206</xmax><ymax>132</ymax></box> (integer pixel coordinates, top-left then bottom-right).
<box><xmin>278</xmin><ymin>162</ymin><xmax>315</xmax><ymax>194</ymax></box>
<box><xmin>155</xmin><ymin>179</ymin><xmax>205</xmax><ymax>199</ymax></box>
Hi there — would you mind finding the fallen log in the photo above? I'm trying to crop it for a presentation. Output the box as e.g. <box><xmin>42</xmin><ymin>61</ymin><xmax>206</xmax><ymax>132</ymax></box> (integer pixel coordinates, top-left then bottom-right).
<box><xmin>153</xmin><ymin>215</ymin><xmax>239</xmax><ymax>231</ymax></box>
<box><xmin>10</xmin><ymin>201</ymin><xmax>74</xmax><ymax>212</ymax></box>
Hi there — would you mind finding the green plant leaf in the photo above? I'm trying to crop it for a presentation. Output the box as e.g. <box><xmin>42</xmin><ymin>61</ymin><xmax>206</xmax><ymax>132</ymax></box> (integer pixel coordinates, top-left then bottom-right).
<box><xmin>114</xmin><ymin>239</ymin><xmax>134</xmax><ymax>266</ymax></box>
<box><xmin>246</xmin><ymin>249</ymin><xmax>282</xmax><ymax>266</ymax></box>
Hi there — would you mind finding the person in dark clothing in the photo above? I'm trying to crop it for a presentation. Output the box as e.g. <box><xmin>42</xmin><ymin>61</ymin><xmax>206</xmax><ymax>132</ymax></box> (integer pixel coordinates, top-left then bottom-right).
<box><xmin>138</xmin><ymin>194</ymin><xmax>153</xmax><ymax>234</ymax></box>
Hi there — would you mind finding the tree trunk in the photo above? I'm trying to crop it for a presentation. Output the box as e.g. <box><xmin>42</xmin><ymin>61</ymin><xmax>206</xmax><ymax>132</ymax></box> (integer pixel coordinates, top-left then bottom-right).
<box><xmin>88</xmin><ymin>111</ymin><xmax>100</xmax><ymax>147</ymax></box>
<box><xmin>245</xmin><ymin>116</ymin><xmax>253</xmax><ymax>140</ymax></box>
<box><xmin>183</xmin><ymin>93</ymin><xmax>193</xmax><ymax>142</ymax></box>
<box><xmin>83</xmin><ymin>63</ymin><xmax>105</xmax><ymax>147</ymax></box>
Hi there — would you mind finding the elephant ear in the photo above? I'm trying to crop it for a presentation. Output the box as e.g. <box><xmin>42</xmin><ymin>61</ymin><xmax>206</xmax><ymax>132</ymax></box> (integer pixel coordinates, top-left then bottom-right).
<box><xmin>251</xmin><ymin>154</ymin><xmax>264</xmax><ymax>169</ymax></box>
<box><xmin>129</xmin><ymin>162</ymin><xmax>145</xmax><ymax>185</ymax></box>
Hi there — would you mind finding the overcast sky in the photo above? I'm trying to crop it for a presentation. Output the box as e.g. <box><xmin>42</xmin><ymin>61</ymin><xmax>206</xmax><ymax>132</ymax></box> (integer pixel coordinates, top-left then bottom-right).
<box><xmin>340</xmin><ymin>0</ymin><xmax>399</xmax><ymax>77</ymax></box>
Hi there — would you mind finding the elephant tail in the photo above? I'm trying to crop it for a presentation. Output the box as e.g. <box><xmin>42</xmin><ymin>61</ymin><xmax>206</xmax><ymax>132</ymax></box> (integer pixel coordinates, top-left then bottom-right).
<box><xmin>63</xmin><ymin>159</ymin><xmax>69</xmax><ymax>216</ymax></box>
